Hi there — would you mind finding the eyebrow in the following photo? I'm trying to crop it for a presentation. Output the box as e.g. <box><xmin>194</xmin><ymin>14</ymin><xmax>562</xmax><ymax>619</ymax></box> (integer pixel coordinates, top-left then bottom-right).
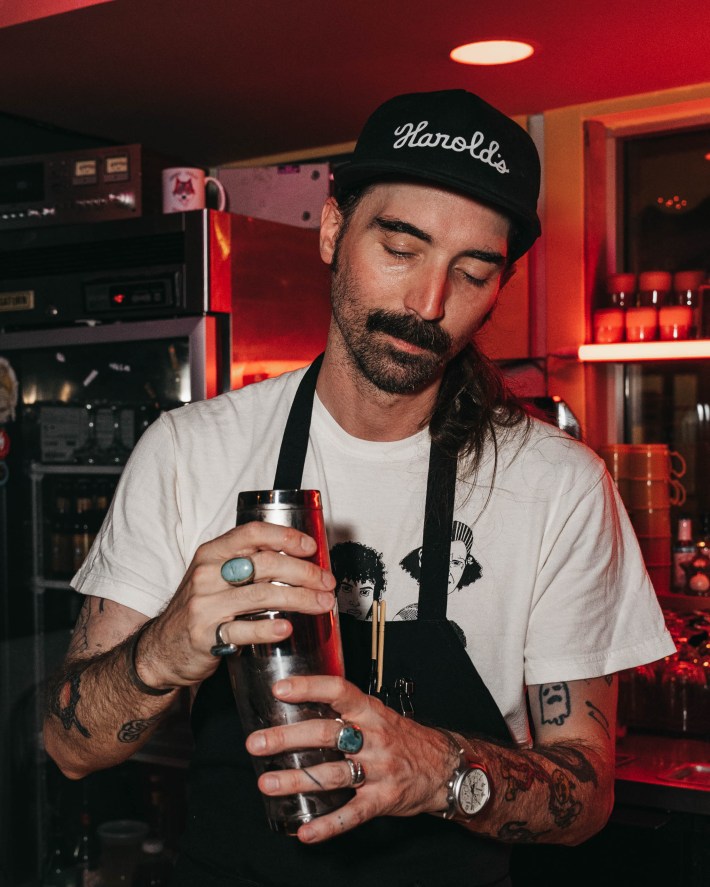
<box><xmin>370</xmin><ymin>215</ymin><xmax>506</xmax><ymax>266</ymax></box>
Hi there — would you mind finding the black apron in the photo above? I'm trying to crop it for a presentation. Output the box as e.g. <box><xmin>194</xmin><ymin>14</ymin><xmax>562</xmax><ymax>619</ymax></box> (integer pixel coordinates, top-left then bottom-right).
<box><xmin>173</xmin><ymin>356</ymin><xmax>513</xmax><ymax>887</ymax></box>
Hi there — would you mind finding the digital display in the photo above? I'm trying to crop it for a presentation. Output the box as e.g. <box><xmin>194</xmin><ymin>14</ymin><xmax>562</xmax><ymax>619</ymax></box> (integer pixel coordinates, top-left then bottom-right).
<box><xmin>0</xmin><ymin>163</ymin><xmax>44</xmax><ymax>204</ymax></box>
<box><xmin>84</xmin><ymin>278</ymin><xmax>175</xmax><ymax>313</ymax></box>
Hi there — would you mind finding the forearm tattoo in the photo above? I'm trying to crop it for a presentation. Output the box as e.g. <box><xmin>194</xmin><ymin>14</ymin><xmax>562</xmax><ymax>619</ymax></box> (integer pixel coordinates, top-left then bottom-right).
<box><xmin>498</xmin><ymin>821</ymin><xmax>551</xmax><ymax>843</ymax></box>
<box><xmin>47</xmin><ymin>668</ymin><xmax>92</xmax><ymax>738</ymax></box>
<box><xmin>67</xmin><ymin>597</ymin><xmax>105</xmax><ymax>658</ymax></box>
<box><xmin>118</xmin><ymin>713</ymin><xmax>161</xmax><ymax>743</ymax></box>
<box><xmin>494</xmin><ymin>741</ymin><xmax>598</xmax><ymax>840</ymax></box>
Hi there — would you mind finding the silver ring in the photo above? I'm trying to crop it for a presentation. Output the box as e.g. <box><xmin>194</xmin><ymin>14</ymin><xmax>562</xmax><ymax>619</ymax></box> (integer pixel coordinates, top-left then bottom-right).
<box><xmin>336</xmin><ymin>722</ymin><xmax>364</xmax><ymax>754</ymax></box>
<box><xmin>346</xmin><ymin>759</ymin><xmax>366</xmax><ymax>788</ymax></box>
<box><xmin>209</xmin><ymin>621</ymin><xmax>239</xmax><ymax>657</ymax></box>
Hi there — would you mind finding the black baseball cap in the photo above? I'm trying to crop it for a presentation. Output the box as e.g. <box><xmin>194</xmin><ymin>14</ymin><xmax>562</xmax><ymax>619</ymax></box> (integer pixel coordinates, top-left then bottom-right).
<box><xmin>333</xmin><ymin>89</ymin><xmax>542</xmax><ymax>262</ymax></box>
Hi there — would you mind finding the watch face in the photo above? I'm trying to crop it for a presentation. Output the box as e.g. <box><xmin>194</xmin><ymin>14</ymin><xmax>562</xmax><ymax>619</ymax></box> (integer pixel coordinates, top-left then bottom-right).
<box><xmin>458</xmin><ymin>767</ymin><xmax>491</xmax><ymax>816</ymax></box>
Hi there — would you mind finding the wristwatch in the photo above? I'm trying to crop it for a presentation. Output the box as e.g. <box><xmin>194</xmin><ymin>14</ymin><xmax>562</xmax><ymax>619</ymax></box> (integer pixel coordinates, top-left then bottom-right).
<box><xmin>438</xmin><ymin>730</ymin><xmax>491</xmax><ymax>820</ymax></box>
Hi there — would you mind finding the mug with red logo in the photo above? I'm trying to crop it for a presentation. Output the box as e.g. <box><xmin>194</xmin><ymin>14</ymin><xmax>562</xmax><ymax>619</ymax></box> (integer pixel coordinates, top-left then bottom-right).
<box><xmin>162</xmin><ymin>166</ymin><xmax>227</xmax><ymax>214</ymax></box>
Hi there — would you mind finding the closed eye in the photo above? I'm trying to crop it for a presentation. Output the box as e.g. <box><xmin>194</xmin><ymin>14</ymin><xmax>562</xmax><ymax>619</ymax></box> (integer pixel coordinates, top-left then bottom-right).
<box><xmin>383</xmin><ymin>244</ymin><xmax>415</xmax><ymax>260</ymax></box>
<box><xmin>458</xmin><ymin>268</ymin><xmax>490</xmax><ymax>289</ymax></box>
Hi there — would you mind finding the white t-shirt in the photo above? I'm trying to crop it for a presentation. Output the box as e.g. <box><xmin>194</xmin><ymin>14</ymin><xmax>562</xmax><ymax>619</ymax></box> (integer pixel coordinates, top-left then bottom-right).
<box><xmin>73</xmin><ymin>367</ymin><xmax>675</xmax><ymax>746</ymax></box>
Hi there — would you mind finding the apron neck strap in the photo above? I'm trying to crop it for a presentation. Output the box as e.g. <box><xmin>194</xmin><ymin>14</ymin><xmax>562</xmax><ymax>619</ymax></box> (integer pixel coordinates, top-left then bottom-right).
<box><xmin>273</xmin><ymin>353</ymin><xmax>457</xmax><ymax>617</ymax></box>
<box><xmin>273</xmin><ymin>353</ymin><xmax>324</xmax><ymax>490</ymax></box>
<box><xmin>417</xmin><ymin>445</ymin><xmax>457</xmax><ymax>620</ymax></box>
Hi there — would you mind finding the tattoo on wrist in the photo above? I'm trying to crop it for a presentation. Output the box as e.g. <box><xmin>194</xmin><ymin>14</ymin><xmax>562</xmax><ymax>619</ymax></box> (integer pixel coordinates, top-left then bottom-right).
<box><xmin>117</xmin><ymin>713</ymin><xmax>161</xmax><ymax>743</ymax></box>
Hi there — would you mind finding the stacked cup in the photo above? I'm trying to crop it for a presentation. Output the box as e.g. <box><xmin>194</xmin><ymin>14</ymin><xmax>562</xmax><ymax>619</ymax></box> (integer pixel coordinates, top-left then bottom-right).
<box><xmin>599</xmin><ymin>444</ymin><xmax>686</xmax><ymax>595</ymax></box>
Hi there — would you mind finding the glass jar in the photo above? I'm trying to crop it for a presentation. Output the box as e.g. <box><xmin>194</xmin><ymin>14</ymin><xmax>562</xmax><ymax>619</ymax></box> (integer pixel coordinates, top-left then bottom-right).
<box><xmin>593</xmin><ymin>308</ymin><xmax>624</xmax><ymax>343</ymax></box>
<box><xmin>638</xmin><ymin>270</ymin><xmax>672</xmax><ymax>307</ymax></box>
<box><xmin>673</xmin><ymin>269</ymin><xmax>708</xmax><ymax>338</ymax></box>
<box><xmin>606</xmin><ymin>272</ymin><xmax>637</xmax><ymax>309</ymax></box>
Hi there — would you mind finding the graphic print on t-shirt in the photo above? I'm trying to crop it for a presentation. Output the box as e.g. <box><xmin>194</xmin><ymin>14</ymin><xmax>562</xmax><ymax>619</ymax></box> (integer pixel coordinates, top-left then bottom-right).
<box><xmin>393</xmin><ymin>519</ymin><xmax>482</xmax><ymax>647</ymax></box>
<box><xmin>399</xmin><ymin>519</ymin><xmax>482</xmax><ymax>595</ymax></box>
<box><xmin>330</xmin><ymin>541</ymin><xmax>387</xmax><ymax>620</ymax></box>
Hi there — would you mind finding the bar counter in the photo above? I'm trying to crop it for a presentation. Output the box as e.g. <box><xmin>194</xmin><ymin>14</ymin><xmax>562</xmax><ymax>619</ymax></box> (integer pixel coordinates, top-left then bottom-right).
<box><xmin>615</xmin><ymin>732</ymin><xmax>710</xmax><ymax>814</ymax></box>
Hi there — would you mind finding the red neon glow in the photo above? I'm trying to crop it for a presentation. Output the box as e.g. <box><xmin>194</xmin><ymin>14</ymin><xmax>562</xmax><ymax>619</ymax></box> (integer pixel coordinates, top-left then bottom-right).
<box><xmin>579</xmin><ymin>341</ymin><xmax>710</xmax><ymax>362</ymax></box>
<box><xmin>231</xmin><ymin>359</ymin><xmax>311</xmax><ymax>389</ymax></box>
<box><xmin>112</xmin><ymin>293</ymin><xmax>125</xmax><ymax>304</ymax></box>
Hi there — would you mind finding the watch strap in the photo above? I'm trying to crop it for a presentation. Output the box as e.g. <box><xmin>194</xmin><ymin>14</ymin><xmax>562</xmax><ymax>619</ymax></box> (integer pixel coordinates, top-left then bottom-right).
<box><xmin>433</xmin><ymin>728</ymin><xmax>467</xmax><ymax>820</ymax></box>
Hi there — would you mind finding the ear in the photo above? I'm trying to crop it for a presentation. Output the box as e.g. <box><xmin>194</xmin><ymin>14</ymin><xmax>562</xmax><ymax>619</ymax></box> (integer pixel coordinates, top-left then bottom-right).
<box><xmin>319</xmin><ymin>196</ymin><xmax>343</xmax><ymax>266</ymax></box>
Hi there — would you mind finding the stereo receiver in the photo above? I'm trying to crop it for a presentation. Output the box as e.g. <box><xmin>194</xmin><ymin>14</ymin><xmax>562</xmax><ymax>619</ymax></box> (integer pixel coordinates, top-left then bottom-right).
<box><xmin>0</xmin><ymin>144</ymin><xmax>171</xmax><ymax>230</ymax></box>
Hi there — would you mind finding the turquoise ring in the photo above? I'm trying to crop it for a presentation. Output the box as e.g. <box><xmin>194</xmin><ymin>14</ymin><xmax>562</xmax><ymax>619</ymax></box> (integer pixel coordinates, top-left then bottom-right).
<box><xmin>336</xmin><ymin>722</ymin><xmax>364</xmax><ymax>754</ymax></box>
<box><xmin>221</xmin><ymin>556</ymin><xmax>254</xmax><ymax>586</ymax></box>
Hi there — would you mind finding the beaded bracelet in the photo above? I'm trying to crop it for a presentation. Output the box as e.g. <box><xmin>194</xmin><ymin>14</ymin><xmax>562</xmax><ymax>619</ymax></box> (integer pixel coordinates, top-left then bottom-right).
<box><xmin>126</xmin><ymin>618</ymin><xmax>176</xmax><ymax>697</ymax></box>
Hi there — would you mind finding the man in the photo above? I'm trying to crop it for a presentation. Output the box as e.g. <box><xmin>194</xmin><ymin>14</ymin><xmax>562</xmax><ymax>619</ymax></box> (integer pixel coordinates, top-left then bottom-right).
<box><xmin>44</xmin><ymin>90</ymin><xmax>674</xmax><ymax>887</ymax></box>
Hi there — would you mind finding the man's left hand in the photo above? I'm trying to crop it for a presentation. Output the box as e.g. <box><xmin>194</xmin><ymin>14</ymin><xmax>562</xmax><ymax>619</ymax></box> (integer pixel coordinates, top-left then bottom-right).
<box><xmin>244</xmin><ymin>675</ymin><xmax>455</xmax><ymax>843</ymax></box>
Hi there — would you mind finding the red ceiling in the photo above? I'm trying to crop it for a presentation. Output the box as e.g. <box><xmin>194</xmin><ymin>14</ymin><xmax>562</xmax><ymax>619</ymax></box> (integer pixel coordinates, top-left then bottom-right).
<box><xmin>0</xmin><ymin>0</ymin><xmax>708</xmax><ymax>166</ymax></box>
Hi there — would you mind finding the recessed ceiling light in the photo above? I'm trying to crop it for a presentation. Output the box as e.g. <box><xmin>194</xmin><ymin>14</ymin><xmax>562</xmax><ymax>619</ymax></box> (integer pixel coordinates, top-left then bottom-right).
<box><xmin>450</xmin><ymin>40</ymin><xmax>534</xmax><ymax>66</ymax></box>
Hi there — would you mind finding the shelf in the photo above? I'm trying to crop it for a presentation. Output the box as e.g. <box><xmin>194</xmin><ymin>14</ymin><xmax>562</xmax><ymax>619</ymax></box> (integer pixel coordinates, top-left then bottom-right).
<box><xmin>578</xmin><ymin>340</ymin><xmax>710</xmax><ymax>362</ymax></box>
<box><xmin>657</xmin><ymin>592</ymin><xmax>710</xmax><ymax>611</ymax></box>
<box><xmin>29</xmin><ymin>461</ymin><xmax>124</xmax><ymax>478</ymax></box>
<box><xmin>31</xmin><ymin>578</ymin><xmax>74</xmax><ymax>591</ymax></box>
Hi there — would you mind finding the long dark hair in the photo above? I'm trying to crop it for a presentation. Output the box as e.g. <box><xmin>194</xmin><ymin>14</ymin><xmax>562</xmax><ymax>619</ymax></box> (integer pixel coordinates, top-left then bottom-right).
<box><xmin>333</xmin><ymin>182</ymin><xmax>530</xmax><ymax>479</ymax></box>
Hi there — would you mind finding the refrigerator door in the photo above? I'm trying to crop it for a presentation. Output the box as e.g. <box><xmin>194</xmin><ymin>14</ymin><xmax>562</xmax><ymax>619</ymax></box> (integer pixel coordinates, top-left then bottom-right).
<box><xmin>0</xmin><ymin>315</ymin><xmax>225</xmax><ymax>885</ymax></box>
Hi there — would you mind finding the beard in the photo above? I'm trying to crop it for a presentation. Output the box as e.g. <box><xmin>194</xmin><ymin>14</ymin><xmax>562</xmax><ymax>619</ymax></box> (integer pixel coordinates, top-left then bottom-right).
<box><xmin>330</xmin><ymin>262</ymin><xmax>454</xmax><ymax>394</ymax></box>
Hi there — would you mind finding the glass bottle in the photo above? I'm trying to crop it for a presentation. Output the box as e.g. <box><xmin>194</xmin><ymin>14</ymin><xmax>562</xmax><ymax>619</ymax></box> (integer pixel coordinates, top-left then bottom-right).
<box><xmin>132</xmin><ymin>839</ymin><xmax>173</xmax><ymax>887</ymax></box>
<box><xmin>41</xmin><ymin>824</ymin><xmax>75</xmax><ymax>887</ymax></box>
<box><xmin>72</xmin><ymin>792</ymin><xmax>101</xmax><ymax>887</ymax></box>
<box><xmin>72</xmin><ymin>480</ymin><xmax>97</xmax><ymax>572</ymax></box>
<box><xmin>50</xmin><ymin>480</ymin><xmax>75</xmax><ymax>579</ymax></box>
<box><xmin>682</xmin><ymin>548</ymin><xmax>710</xmax><ymax>596</ymax></box>
<box><xmin>695</xmin><ymin>511</ymin><xmax>710</xmax><ymax>555</ymax></box>
<box><xmin>672</xmin><ymin>516</ymin><xmax>694</xmax><ymax>592</ymax></box>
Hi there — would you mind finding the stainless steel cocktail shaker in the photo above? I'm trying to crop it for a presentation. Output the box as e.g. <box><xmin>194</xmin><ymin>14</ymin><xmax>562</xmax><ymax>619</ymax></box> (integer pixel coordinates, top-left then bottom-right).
<box><xmin>226</xmin><ymin>489</ymin><xmax>352</xmax><ymax>835</ymax></box>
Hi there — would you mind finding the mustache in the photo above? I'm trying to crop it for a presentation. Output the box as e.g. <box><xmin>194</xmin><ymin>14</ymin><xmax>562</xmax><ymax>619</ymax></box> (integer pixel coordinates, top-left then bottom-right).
<box><xmin>365</xmin><ymin>310</ymin><xmax>452</xmax><ymax>355</ymax></box>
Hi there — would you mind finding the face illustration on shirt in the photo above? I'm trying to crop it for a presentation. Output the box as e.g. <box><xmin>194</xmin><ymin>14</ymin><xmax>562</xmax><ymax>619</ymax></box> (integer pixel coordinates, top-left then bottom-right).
<box><xmin>336</xmin><ymin>577</ymin><xmax>377</xmax><ymax>618</ymax></box>
<box><xmin>448</xmin><ymin>539</ymin><xmax>469</xmax><ymax>594</ymax></box>
<box><xmin>399</xmin><ymin>521</ymin><xmax>481</xmax><ymax>596</ymax></box>
<box><xmin>330</xmin><ymin>541</ymin><xmax>387</xmax><ymax>620</ymax></box>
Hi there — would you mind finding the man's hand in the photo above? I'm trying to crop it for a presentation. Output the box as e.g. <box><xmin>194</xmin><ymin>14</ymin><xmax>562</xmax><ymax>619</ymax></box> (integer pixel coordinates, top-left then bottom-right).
<box><xmin>44</xmin><ymin>520</ymin><xmax>336</xmax><ymax>778</ymax></box>
<box><xmin>245</xmin><ymin>675</ymin><xmax>457</xmax><ymax>842</ymax></box>
<box><xmin>138</xmin><ymin>521</ymin><xmax>337</xmax><ymax>690</ymax></box>
<box><xmin>244</xmin><ymin>674</ymin><xmax>618</xmax><ymax>847</ymax></box>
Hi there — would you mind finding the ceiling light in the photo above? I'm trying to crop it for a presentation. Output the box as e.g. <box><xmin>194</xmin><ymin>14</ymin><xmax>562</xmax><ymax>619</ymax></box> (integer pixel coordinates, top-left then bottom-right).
<box><xmin>450</xmin><ymin>40</ymin><xmax>534</xmax><ymax>66</ymax></box>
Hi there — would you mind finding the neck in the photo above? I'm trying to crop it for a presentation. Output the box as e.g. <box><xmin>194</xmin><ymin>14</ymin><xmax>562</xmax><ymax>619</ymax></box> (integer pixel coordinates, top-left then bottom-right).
<box><xmin>316</xmin><ymin>336</ymin><xmax>442</xmax><ymax>442</ymax></box>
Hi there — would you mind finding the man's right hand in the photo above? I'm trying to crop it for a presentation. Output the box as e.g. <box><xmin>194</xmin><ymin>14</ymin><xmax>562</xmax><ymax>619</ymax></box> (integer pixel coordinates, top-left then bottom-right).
<box><xmin>44</xmin><ymin>520</ymin><xmax>336</xmax><ymax>779</ymax></box>
<box><xmin>137</xmin><ymin>520</ymin><xmax>337</xmax><ymax>690</ymax></box>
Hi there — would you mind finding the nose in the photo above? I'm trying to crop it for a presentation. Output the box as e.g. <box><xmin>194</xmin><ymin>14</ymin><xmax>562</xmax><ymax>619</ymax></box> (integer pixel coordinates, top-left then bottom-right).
<box><xmin>403</xmin><ymin>264</ymin><xmax>448</xmax><ymax>321</ymax></box>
